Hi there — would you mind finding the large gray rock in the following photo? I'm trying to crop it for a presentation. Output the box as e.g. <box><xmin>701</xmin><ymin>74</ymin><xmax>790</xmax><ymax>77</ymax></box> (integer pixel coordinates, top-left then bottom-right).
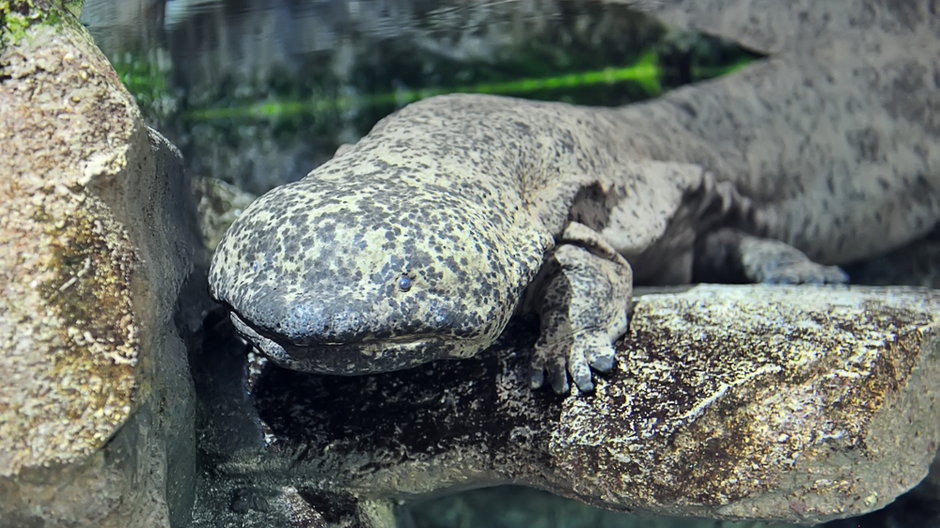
<box><xmin>0</xmin><ymin>2</ymin><xmax>203</xmax><ymax>527</ymax></box>
<box><xmin>194</xmin><ymin>285</ymin><xmax>940</xmax><ymax>527</ymax></box>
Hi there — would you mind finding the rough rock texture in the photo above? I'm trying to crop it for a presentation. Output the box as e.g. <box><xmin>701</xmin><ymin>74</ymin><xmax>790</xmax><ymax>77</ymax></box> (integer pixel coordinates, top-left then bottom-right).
<box><xmin>553</xmin><ymin>286</ymin><xmax>939</xmax><ymax>521</ymax></box>
<box><xmin>192</xmin><ymin>285</ymin><xmax>940</xmax><ymax>527</ymax></box>
<box><xmin>0</xmin><ymin>3</ymin><xmax>202</xmax><ymax>527</ymax></box>
<box><xmin>193</xmin><ymin>177</ymin><xmax>257</xmax><ymax>253</ymax></box>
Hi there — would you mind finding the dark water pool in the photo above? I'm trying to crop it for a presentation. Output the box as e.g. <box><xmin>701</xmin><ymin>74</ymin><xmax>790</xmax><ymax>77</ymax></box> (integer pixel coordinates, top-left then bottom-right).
<box><xmin>81</xmin><ymin>0</ymin><xmax>754</xmax><ymax>195</ymax></box>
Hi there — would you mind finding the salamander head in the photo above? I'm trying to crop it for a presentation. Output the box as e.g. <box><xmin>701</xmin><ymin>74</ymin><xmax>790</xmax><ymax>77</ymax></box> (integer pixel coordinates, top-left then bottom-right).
<box><xmin>208</xmin><ymin>176</ymin><xmax>540</xmax><ymax>375</ymax></box>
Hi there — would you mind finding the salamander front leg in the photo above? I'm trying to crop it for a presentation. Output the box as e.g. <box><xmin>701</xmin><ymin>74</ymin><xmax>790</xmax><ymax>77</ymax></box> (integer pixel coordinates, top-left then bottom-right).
<box><xmin>530</xmin><ymin>223</ymin><xmax>633</xmax><ymax>393</ymax></box>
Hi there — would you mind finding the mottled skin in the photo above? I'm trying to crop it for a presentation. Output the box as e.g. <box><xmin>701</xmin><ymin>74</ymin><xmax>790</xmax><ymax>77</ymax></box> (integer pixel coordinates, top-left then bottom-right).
<box><xmin>209</xmin><ymin>1</ymin><xmax>939</xmax><ymax>392</ymax></box>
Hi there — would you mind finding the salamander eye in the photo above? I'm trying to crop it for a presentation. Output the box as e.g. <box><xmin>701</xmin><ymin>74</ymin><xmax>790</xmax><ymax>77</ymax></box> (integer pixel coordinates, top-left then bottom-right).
<box><xmin>397</xmin><ymin>276</ymin><xmax>412</xmax><ymax>292</ymax></box>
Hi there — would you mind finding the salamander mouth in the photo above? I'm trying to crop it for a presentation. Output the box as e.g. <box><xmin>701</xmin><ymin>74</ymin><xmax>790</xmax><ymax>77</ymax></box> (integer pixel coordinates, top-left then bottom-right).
<box><xmin>311</xmin><ymin>333</ymin><xmax>451</xmax><ymax>347</ymax></box>
<box><xmin>228</xmin><ymin>311</ymin><xmax>483</xmax><ymax>375</ymax></box>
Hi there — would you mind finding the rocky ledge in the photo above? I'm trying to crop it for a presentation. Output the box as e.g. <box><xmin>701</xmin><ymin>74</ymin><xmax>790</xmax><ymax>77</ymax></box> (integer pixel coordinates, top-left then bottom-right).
<box><xmin>193</xmin><ymin>285</ymin><xmax>940</xmax><ymax>528</ymax></box>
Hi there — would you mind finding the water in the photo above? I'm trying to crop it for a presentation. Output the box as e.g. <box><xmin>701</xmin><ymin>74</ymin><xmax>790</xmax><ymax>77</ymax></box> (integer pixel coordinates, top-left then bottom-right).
<box><xmin>78</xmin><ymin>2</ymin><xmax>921</xmax><ymax>527</ymax></box>
<box><xmin>81</xmin><ymin>0</ymin><xmax>754</xmax><ymax>195</ymax></box>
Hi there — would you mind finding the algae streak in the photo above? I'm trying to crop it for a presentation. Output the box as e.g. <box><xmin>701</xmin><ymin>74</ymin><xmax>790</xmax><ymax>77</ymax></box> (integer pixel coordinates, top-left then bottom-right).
<box><xmin>1</xmin><ymin>0</ymin><xmax>82</xmax><ymax>47</ymax></box>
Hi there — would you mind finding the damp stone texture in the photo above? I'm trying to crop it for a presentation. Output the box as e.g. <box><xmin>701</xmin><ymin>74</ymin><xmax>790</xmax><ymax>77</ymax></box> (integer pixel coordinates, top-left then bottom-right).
<box><xmin>0</xmin><ymin>2</ymin><xmax>202</xmax><ymax>527</ymax></box>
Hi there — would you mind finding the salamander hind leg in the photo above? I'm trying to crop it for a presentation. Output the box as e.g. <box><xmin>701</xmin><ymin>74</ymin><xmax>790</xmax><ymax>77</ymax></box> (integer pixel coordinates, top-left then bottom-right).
<box><xmin>530</xmin><ymin>222</ymin><xmax>633</xmax><ymax>393</ymax></box>
<box><xmin>695</xmin><ymin>228</ymin><xmax>849</xmax><ymax>284</ymax></box>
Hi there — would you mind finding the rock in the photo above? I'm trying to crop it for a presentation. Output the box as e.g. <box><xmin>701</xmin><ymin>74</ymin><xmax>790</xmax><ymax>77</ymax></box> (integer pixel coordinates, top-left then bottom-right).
<box><xmin>551</xmin><ymin>286</ymin><xmax>939</xmax><ymax>523</ymax></box>
<box><xmin>194</xmin><ymin>285</ymin><xmax>940</xmax><ymax>527</ymax></box>
<box><xmin>0</xmin><ymin>2</ymin><xmax>203</xmax><ymax>527</ymax></box>
<box><xmin>193</xmin><ymin>176</ymin><xmax>257</xmax><ymax>253</ymax></box>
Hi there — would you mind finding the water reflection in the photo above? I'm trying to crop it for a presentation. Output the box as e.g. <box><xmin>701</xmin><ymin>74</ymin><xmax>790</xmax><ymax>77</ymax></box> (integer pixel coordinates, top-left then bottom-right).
<box><xmin>82</xmin><ymin>0</ymin><xmax>754</xmax><ymax>194</ymax></box>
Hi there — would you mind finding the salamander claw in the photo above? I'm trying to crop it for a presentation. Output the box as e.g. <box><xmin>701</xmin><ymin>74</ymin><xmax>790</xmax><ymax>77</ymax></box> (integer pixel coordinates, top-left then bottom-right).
<box><xmin>531</xmin><ymin>331</ymin><xmax>616</xmax><ymax>394</ymax></box>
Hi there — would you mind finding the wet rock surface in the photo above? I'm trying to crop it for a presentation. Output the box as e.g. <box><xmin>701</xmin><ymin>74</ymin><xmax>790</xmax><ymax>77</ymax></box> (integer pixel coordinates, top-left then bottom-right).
<box><xmin>193</xmin><ymin>285</ymin><xmax>940</xmax><ymax>528</ymax></box>
<box><xmin>0</xmin><ymin>2</ymin><xmax>204</xmax><ymax>527</ymax></box>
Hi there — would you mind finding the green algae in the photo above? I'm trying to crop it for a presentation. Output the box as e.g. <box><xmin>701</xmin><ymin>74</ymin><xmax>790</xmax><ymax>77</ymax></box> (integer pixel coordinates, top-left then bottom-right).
<box><xmin>2</xmin><ymin>1</ymin><xmax>55</xmax><ymax>46</ymax></box>
<box><xmin>1</xmin><ymin>0</ymin><xmax>84</xmax><ymax>48</ymax></box>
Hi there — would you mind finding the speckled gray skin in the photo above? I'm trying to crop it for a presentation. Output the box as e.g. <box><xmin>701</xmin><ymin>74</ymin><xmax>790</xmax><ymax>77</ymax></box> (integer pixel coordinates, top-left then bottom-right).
<box><xmin>209</xmin><ymin>1</ymin><xmax>940</xmax><ymax>392</ymax></box>
<box><xmin>210</xmin><ymin>96</ymin><xmax>642</xmax><ymax>392</ymax></box>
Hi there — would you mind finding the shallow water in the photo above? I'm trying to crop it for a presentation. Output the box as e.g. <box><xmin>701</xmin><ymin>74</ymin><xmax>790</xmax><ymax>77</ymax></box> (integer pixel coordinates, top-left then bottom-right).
<box><xmin>81</xmin><ymin>0</ymin><xmax>753</xmax><ymax>194</ymax></box>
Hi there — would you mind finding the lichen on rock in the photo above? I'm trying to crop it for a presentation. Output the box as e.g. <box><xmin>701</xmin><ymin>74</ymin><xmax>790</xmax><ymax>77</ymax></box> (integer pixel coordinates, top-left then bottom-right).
<box><xmin>0</xmin><ymin>0</ymin><xmax>82</xmax><ymax>48</ymax></box>
<box><xmin>552</xmin><ymin>286</ymin><xmax>940</xmax><ymax>522</ymax></box>
<box><xmin>0</xmin><ymin>194</ymin><xmax>138</xmax><ymax>475</ymax></box>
